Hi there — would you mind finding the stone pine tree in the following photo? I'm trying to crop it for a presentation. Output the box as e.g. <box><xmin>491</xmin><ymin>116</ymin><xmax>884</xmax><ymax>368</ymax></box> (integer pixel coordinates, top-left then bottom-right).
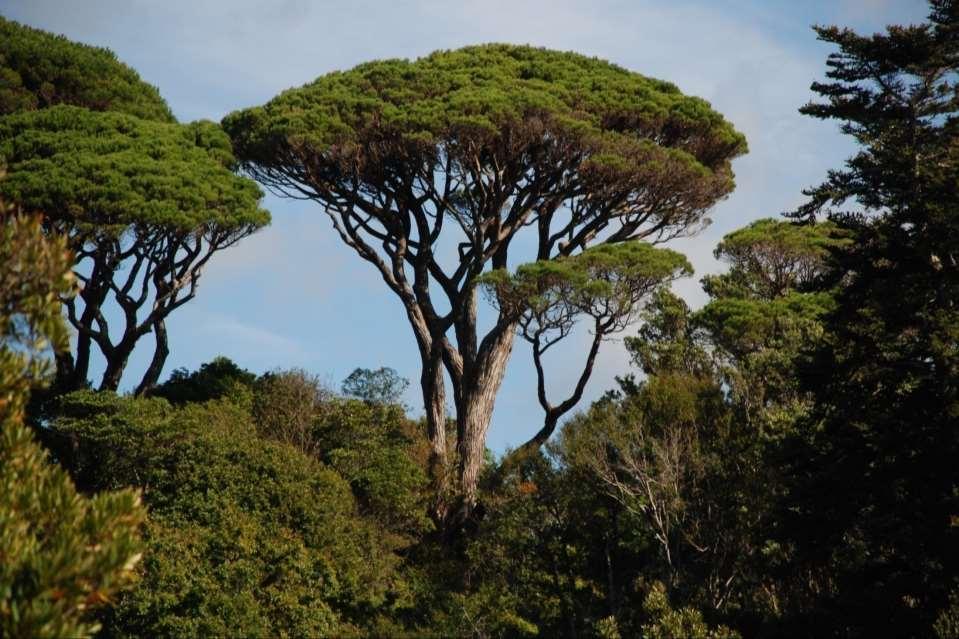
<box><xmin>0</xmin><ymin>107</ymin><xmax>269</xmax><ymax>393</ymax></box>
<box><xmin>784</xmin><ymin>2</ymin><xmax>959</xmax><ymax>635</ymax></box>
<box><xmin>223</xmin><ymin>45</ymin><xmax>747</xmax><ymax>523</ymax></box>
<box><xmin>0</xmin><ymin>18</ymin><xmax>269</xmax><ymax>394</ymax></box>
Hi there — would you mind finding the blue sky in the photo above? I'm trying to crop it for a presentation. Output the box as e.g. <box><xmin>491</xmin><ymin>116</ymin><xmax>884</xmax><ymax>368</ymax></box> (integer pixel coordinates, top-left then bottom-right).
<box><xmin>3</xmin><ymin>0</ymin><xmax>929</xmax><ymax>452</ymax></box>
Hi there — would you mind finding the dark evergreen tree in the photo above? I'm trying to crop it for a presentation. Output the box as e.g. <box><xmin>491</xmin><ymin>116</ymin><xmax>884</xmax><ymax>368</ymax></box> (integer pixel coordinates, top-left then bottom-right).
<box><xmin>783</xmin><ymin>3</ymin><xmax>959</xmax><ymax>635</ymax></box>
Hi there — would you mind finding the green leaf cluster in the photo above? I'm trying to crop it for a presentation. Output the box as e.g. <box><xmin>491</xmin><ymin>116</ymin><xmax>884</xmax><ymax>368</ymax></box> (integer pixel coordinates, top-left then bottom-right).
<box><xmin>0</xmin><ymin>421</ymin><xmax>144</xmax><ymax>639</ymax></box>
<box><xmin>152</xmin><ymin>356</ymin><xmax>258</xmax><ymax>406</ymax></box>
<box><xmin>0</xmin><ymin>214</ymin><xmax>144</xmax><ymax>639</ymax></box>
<box><xmin>311</xmin><ymin>398</ymin><xmax>431</xmax><ymax>537</ymax></box>
<box><xmin>703</xmin><ymin>218</ymin><xmax>850</xmax><ymax>300</ymax></box>
<box><xmin>480</xmin><ymin>242</ymin><xmax>691</xmax><ymax>320</ymax></box>
<box><xmin>223</xmin><ymin>44</ymin><xmax>745</xmax><ymax>201</ymax></box>
<box><xmin>641</xmin><ymin>582</ymin><xmax>740</xmax><ymax>639</ymax></box>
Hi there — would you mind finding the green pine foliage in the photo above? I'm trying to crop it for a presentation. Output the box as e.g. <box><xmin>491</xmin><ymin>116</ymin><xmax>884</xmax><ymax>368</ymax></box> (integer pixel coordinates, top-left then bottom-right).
<box><xmin>0</xmin><ymin>16</ymin><xmax>174</xmax><ymax>122</ymax></box>
<box><xmin>223</xmin><ymin>44</ymin><xmax>745</xmax><ymax>193</ymax></box>
<box><xmin>0</xmin><ymin>107</ymin><xmax>267</xmax><ymax>232</ymax></box>
<box><xmin>0</xmin><ymin>105</ymin><xmax>269</xmax><ymax>392</ymax></box>
<box><xmin>641</xmin><ymin>582</ymin><xmax>740</xmax><ymax>639</ymax></box>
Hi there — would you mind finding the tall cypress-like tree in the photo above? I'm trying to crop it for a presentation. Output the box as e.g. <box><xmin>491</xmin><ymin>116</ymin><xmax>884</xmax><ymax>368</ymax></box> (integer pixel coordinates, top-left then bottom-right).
<box><xmin>784</xmin><ymin>2</ymin><xmax>959</xmax><ymax>635</ymax></box>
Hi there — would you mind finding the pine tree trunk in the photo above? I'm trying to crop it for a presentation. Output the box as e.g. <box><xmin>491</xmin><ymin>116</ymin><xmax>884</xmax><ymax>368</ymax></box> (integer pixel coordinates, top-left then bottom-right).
<box><xmin>454</xmin><ymin>325</ymin><xmax>516</xmax><ymax>514</ymax></box>
<box><xmin>134</xmin><ymin>319</ymin><xmax>169</xmax><ymax>396</ymax></box>
<box><xmin>421</xmin><ymin>348</ymin><xmax>449</xmax><ymax>523</ymax></box>
<box><xmin>99</xmin><ymin>337</ymin><xmax>135</xmax><ymax>391</ymax></box>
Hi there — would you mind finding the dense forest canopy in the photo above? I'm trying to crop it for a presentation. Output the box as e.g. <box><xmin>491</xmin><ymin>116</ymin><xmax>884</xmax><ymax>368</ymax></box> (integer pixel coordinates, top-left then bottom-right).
<box><xmin>0</xmin><ymin>3</ymin><xmax>957</xmax><ymax>638</ymax></box>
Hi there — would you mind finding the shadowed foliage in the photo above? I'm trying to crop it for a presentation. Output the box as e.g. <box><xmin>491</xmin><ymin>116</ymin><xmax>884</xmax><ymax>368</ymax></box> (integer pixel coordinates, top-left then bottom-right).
<box><xmin>48</xmin><ymin>391</ymin><xmax>410</xmax><ymax>637</ymax></box>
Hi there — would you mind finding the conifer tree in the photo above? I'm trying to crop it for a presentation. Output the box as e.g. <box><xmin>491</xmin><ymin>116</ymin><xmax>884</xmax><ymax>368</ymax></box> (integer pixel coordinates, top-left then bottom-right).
<box><xmin>0</xmin><ymin>19</ymin><xmax>269</xmax><ymax>393</ymax></box>
<box><xmin>223</xmin><ymin>45</ymin><xmax>746</xmax><ymax>522</ymax></box>
<box><xmin>784</xmin><ymin>2</ymin><xmax>959</xmax><ymax>634</ymax></box>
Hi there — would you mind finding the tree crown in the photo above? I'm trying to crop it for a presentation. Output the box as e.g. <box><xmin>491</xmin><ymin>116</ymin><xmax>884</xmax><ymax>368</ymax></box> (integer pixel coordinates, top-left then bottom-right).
<box><xmin>224</xmin><ymin>46</ymin><xmax>746</xmax><ymax>237</ymax></box>
<box><xmin>480</xmin><ymin>242</ymin><xmax>691</xmax><ymax>315</ymax></box>
<box><xmin>0</xmin><ymin>106</ymin><xmax>269</xmax><ymax>232</ymax></box>
<box><xmin>0</xmin><ymin>16</ymin><xmax>173</xmax><ymax>122</ymax></box>
<box><xmin>703</xmin><ymin>218</ymin><xmax>849</xmax><ymax>300</ymax></box>
<box><xmin>225</xmin><ymin>43</ymin><xmax>745</xmax><ymax>167</ymax></box>
<box><xmin>223</xmin><ymin>44</ymin><xmax>745</xmax><ymax>330</ymax></box>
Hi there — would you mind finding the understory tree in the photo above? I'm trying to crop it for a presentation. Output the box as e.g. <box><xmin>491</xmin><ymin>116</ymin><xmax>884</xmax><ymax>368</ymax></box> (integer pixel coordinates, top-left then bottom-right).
<box><xmin>548</xmin><ymin>217</ymin><xmax>843</xmax><ymax>634</ymax></box>
<box><xmin>223</xmin><ymin>44</ymin><xmax>747</xmax><ymax>521</ymax></box>
<box><xmin>47</xmin><ymin>390</ymin><xmax>408</xmax><ymax>637</ymax></box>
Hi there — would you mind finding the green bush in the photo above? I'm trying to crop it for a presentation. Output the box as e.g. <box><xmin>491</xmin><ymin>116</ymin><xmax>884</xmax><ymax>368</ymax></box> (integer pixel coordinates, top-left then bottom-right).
<box><xmin>0</xmin><ymin>214</ymin><xmax>144</xmax><ymax>638</ymax></box>
<box><xmin>49</xmin><ymin>391</ymin><xmax>409</xmax><ymax>637</ymax></box>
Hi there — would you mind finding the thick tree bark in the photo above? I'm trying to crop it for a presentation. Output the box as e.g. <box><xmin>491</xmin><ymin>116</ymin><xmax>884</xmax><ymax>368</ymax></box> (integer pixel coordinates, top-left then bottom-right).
<box><xmin>454</xmin><ymin>323</ymin><xmax>517</xmax><ymax>513</ymax></box>
<box><xmin>421</xmin><ymin>346</ymin><xmax>450</xmax><ymax>523</ymax></box>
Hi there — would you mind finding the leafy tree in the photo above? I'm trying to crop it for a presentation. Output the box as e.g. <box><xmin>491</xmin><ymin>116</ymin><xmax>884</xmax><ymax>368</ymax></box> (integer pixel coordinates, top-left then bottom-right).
<box><xmin>0</xmin><ymin>16</ymin><xmax>173</xmax><ymax>121</ymax></box>
<box><xmin>549</xmin><ymin>218</ymin><xmax>845</xmax><ymax>635</ymax></box>
<box><xmin>223</xmin><ymin>44</ymin><xmax>746</xmax><ymax>520</ymax></box>
<box><xmin>311</xmin><ymin>399</ymin><xmax>431</xmax><ymax>537</ymax></box>
<box><xmin>0</xmin><ymin>106</ymin><xmax>269</xmax><ymax>393</ymax></box>
<box><xmin>152</xmin><ymin>356</ymin><xmax>257</xmax><ymax>406</ymax></box>
<box><xmin>696</xmin><ymin>219</ymin><xmax>846</xmax><ymax>436</ymax></box>
<box><xmin>255</xmin><ymin>367</ymin><xmax>332</xmax><ymax>457</ymax></box>
<box><xmin>641</xmin><ymin>582</ymin><xmax>739</xmax><ymax>639</ymax></box>
<box><xmin>342</xmin><ymin>366</ymin><xmax>409</xmax><ymax>405</ymax></box>
<box><xmin>563</xmin><ymin>375</ymin><xmax>723</xmax><ymax>582</ymax></box>
<box><xmin>48</xmin><ymin>391</ymin><xmax>410</xmax><ymax>637</ymax></box>
<box><xmin>700</xmin><ymin>218</ymin><xmax>846</xmax><ymax>300</ymax></box>
<box><xmin>424</xmin><ymin>451</ymin><xmax>616</xmax><ymax>637</ymax></box>
<box><xmin>0</xmin><ymin>213</ymin><xmax>144</xmax><ymax>638</ymax></box>
<box><xmin>780</xmin><ymin>2</ymin><xmax>959</xmax><ymax>634</ymax></box>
